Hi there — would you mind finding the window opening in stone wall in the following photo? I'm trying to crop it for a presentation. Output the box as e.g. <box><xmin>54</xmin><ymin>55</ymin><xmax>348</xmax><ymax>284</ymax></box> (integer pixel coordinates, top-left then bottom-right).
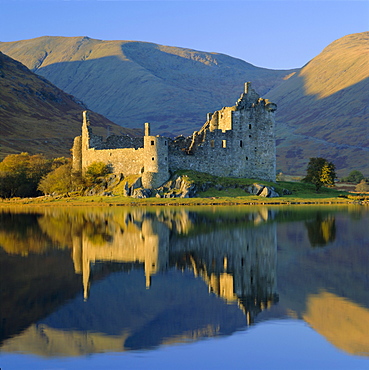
<box><xmin>164</xmin><ymin>141</ymin><xmax>167</xmax><ymax>146</ymax></box>
<box><xmin>249</xmin><ymin>124</ymin><xmax>252</xmax><ymax>129</ymax></box>
<box><xmin>249</xmin><ymin>135</ymin><xmax>251</xmax><ymax>138</ymax></box>
<box><xmin>151</xmin><ymin>140</ymin><xmax>155</xmax><ymax>145</ymax></box>
<box><xmin>222</xmin><ymin>140</ymin><xmax>227</xmax><ymax>148</ymax></box>
<box><xmin>246</xmin><ymin>156</ymin><xmax>248</xmax><ymax>160</ymax></box>
<box><xmin>210</xmin><ymin>140</ymin><xmax>215</xmax><ymax>148</ymax></box>
<box><xmin>165</xmin><ymin>157</ymin><xmax>167</xmax><ymax>161</ymax></box>
<box><xmin>240</xmin><ymin>140</ymin><xmax>243</xmax><ymax>147</ymax></box>
<box><xmin>152</xmin><ymin>157</ymin><xmax>155</xmax><ymax>161</ymax></box>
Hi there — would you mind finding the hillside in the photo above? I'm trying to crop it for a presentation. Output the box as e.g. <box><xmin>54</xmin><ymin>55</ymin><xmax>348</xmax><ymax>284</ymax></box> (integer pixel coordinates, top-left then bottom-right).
<box><xmin>0</xmin><ymin>36</ymin><xmax>294</xmax><ymax>137</ymax></box>
<box><xmin>266</xmin><ymin>32</ymin><xmax>369</xmax><ymax>176</ymax></box>
<box><xmin>0</xmin><ymin>51</ymin><xmax>139</xmax><ymax>160</ymax></box>
<box><xmin>0</xmin><ymin>34</ymin><xmax>368</xmax><ymax>176</ymax></box>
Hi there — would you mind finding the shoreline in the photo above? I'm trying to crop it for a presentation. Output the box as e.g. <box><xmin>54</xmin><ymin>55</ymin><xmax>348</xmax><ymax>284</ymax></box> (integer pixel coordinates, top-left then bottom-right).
<box><xmin>0</xmin><ymin>195</ymin><xmax>367</xmax><ymax>207</ymax></box>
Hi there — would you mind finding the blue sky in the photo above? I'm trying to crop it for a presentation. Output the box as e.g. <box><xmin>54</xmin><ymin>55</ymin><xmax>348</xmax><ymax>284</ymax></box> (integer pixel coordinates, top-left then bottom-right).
<box><xmin>1</xmin><ymin>0</ymin><xmax>368</xmax><ymax>69</ymax></box>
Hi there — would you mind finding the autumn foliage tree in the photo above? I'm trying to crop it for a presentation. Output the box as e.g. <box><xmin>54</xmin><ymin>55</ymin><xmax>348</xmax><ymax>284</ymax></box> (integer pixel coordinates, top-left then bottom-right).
<box><xmin>0</xmin><ymin>153</ymin><xmax>51</xmax><ymax>197</ymax></box>
<box><xmin>38</xmin><ymin>161</ymin><xmax>72</xmax><ymax>195</ymax></box>
<box><xmin>84</xmin><ymin>161</ymin><xmax>111</xmax><ymax>186</ymax></box>
<box><xmin>303</xmin><ymin>157</ymin><xmax>336</xmax><ymax>192</ymax></box>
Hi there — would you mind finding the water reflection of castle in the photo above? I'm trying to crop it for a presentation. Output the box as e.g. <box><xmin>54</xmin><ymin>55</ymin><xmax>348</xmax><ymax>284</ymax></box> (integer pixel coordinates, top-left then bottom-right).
<box><xmin>72</xmin><ymin>209</ymin><xmax>278</xmax><ymax>324</ymax></box>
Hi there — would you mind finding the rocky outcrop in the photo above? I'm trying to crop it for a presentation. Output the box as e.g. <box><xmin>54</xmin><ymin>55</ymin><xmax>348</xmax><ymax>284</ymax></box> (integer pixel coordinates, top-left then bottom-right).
<box><xmin>155</xmin><ymin>175</ymin><xmax>197</xmax><ymax>198</ymax></box>
<box><xmin>247</xmin><ymin>183</ymin><xmax>280</xmax><ymax>198</ymax></box>
<box><xmin>82</xmin><ymin>174</ymin><xmax>288</xmax><ymax>199</ymax></box>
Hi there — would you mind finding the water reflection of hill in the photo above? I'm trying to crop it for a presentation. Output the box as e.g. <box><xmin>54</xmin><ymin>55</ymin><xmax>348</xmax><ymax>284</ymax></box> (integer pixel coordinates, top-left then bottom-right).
<box><xmin>276</xmin><ymin>207</ymin><xmax>369</xmax><ymax>356</ymax></box>
<box><xmin>0</xmin><ymin>248</ymin><xmax>81</xmax><ymax>344</ymax></box>
<box><xmin>0</xmin><ymin>206</ymin><xmax>368</xmax><ymax>357</ymax></box>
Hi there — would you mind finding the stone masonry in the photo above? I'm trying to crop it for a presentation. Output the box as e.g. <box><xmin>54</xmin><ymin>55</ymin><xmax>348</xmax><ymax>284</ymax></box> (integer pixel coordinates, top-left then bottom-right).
<box><xmin>72</xmin><ymin>82</ymin><xmax>277</xmax><ymax>188</ymax></box>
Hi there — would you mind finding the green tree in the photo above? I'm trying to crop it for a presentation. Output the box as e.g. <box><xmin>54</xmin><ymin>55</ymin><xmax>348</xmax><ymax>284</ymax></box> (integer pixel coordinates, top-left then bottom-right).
<box><xmin>342</xmin><ymin>170</ymin><xmax>364</xmax><ymax>184</ymax></box>
<box><xmin>38</xmin><ymin>163</ymin><xmax>72</xmax><ymax>195</ymax></box>
<box><xmin>303</xmin><ymin>157</ymin><xmax>336</xmax><ymax>192</ymax></box>
<box><xmin>84</xmin><ymin>161</ymin><xmax>111</xmax><ymax>186</ymax></box>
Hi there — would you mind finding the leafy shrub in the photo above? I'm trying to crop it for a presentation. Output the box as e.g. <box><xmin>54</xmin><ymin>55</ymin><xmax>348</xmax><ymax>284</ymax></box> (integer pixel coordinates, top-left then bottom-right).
<box><xmin>38</xmin><ymin>163</ymin><xmax>72</xmax><ymax>195</ymax></box>
<box><xmin>84</xmin><ymin>161</ymin><xmax>111</xmax><ymax>186</ymax></box>
<box><xmin>342</xmin><ymin>170</ymin><xmax>365</xmax><ymax>184</ymax></box>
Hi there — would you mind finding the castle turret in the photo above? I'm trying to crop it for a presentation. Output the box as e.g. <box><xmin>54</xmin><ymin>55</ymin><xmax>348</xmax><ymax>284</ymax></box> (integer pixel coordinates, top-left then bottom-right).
<box><xmin>142</xmin><ymin>123</ymin><xmax>169</xmax><ymax>188</ymax></box>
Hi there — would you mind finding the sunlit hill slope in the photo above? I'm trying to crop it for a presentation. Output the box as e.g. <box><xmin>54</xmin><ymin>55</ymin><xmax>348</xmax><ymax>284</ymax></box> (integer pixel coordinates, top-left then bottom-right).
<box><xmin>0</xmin><ymin>52</ymin><xmax>139</xmax><ymax>159</ymax></box>
<box><xmin>266</xmin><ymin>32</ymin><xmax>369</xmax><ymax>176</ymax></box>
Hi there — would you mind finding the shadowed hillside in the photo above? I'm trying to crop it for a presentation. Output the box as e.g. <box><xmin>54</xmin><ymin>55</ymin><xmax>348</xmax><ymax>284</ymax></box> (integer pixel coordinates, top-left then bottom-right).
<box><xmin>266</xmin><ymin>32</ymin><xmax>369</xmax><ymax>177</ymax></box>
<box><xmin>0</xmin><ymin>36</ymin><xmax>294</xmax><ymax>137</ymax></box>
<box><xmin>0</xmin><ymin>51</ymin><xmax>140</xmax><ymax>160</ymax></box>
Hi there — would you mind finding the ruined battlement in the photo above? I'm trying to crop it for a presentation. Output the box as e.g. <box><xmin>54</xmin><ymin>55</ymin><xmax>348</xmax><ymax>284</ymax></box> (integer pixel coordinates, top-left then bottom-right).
<box><xmin>72</xmin><ymin>82</ymin><xmax>277</xmax><ymax>189</ymax></box>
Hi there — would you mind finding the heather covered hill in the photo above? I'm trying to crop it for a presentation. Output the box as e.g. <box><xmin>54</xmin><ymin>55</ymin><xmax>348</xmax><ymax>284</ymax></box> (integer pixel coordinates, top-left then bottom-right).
<box><xmin>0</xmin><ymin>36</ymin><xmax>295</xmax><ymax>137</ymax></box>
<box><xmin>0</xmin><ymin>51</ymin><xmax>138</xmax><ymax>159</ymax></box>
<box><xmin>266</xmin><ymin>32</ymin><xmax>369</xmax><ymax>177</ymax></box>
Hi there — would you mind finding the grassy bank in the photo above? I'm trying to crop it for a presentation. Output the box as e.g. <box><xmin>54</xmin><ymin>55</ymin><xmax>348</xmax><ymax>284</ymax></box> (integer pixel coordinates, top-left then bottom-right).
<box><xmin>0</xmin><ymin>180</ymin><xmax>367</xmax><ymax>207</ymax></box>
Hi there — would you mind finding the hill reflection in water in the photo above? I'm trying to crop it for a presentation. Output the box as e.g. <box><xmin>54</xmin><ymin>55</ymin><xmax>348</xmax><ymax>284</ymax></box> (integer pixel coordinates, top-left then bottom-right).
<box><xmin>0</xmin><ymin>206</ymin><xmax>368</xmax><ymax>357</ymax></box>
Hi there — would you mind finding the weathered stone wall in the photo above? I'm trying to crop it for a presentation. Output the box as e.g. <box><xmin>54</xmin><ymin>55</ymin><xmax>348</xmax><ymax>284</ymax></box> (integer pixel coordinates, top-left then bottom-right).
<box><xmin>72</xmin><ymin>136</ymin><xmax>82</xmax><ymax>173</ymax></box>
<box><xmin>208</xmin><ymin>106</ymin><xmax>236</xmax><ymax>131</ymax></box>
<box><xmin>82</xmin><ymin>146</ymin><xmax>145</xmax><ymax>176</ymax></box>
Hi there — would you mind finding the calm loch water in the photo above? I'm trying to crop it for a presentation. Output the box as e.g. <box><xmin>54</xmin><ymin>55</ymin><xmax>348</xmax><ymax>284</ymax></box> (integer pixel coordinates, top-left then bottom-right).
<box><xmin>0</xmin><ymin>205</ymin><xmax>368</xmax><ymax>369</ymax></box>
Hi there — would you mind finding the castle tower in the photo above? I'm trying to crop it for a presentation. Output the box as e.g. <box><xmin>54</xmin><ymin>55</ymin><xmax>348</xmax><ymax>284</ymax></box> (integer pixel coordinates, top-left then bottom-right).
<box><xmin>231</xmin><ymin>82</ymin><xmax>277</xmax><ymax>181</ymax></box>
<box><xmin>142</xmin><ymin>123</ymin><xmax>169</xmax><ymax>189</ymax></box>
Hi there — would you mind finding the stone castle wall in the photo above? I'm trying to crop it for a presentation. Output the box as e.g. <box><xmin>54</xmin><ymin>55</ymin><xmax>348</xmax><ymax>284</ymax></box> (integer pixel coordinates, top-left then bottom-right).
<box><xmin>72</xmin><ymin>83</ymin><xmax>277</xmax><ymax>188</ymax></box>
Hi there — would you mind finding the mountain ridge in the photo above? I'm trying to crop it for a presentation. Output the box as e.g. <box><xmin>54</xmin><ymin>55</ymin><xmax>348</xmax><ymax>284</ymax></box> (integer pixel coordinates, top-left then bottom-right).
<box><xmin>0</xmin><ymin>33</ymin><xmax>368</xmax><ymax>176</ymax></box>
<box><xmin>0</xmin><ymin>36</ymin><xmax>295</xmax><ymax>137</ymax></box>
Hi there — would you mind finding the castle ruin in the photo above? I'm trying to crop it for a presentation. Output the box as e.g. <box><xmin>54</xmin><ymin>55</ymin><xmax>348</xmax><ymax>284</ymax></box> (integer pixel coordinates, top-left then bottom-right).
<box><xmin>72</xmin><ymin>82</ymin><xmax>277</xmax><ymax>188</ymax></box>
